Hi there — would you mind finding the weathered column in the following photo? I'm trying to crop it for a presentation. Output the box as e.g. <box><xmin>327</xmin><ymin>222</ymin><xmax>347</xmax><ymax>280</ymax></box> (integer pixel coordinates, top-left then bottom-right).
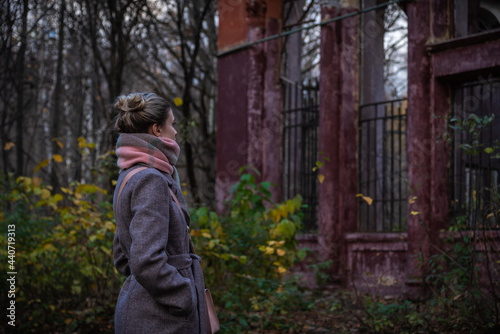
<box><xmin>246</xmin><ymin>1</ymin><xmax>267</xmax><ymax>174</ymax></box>
<box><xmin>216</xmin><ymin>1</ymin><xmax>250</xmax><ymax>211</ymax></box>
<box><xmin>360</xmin><ymin>0</ymin><xmax>386</xmax><ymax>230</ymax></box>
<box><xmin>430</xmin><ymin>0</ymin><xmax>452</xmax><ymax>243</ymax></box>
<box><xmin>338</xmin><ymin>4</ymin><xmax>360</xmax><ymax>264</ymax></box>
<box><xmin>406</xmin><ymin>0</ymin><xmax>432</xmax><ymax>295</ymax></box>
<box><xmin>216</xmin><ymin>0</ymin><xmax>284</xmax><ymax>210</ymax></box>
<box><xmin>319</xmin><ymin>4</ymin><xmax>341</xmax><ymax>276</ymax></box>
<box><xmin>318</xmin><ymin>1</ymin><xmax>359</xmax><ymax>282</ymax></box>
<box><xmin>263</xmin><ymin>7</ymin><xmax>284</xmax><ymax>201</ymax></box>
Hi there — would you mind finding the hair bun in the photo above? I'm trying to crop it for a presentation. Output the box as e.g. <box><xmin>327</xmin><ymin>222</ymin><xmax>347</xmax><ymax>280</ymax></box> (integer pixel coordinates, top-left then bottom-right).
<box><xmin>114</xmin><ymin>93</ymin><xmax>146</xmax><ymax>114</ymax></box>
<box><xmin>113</xmin><ymin>92</ymin><xmax>170</xmax><ymax>134</ymax></box>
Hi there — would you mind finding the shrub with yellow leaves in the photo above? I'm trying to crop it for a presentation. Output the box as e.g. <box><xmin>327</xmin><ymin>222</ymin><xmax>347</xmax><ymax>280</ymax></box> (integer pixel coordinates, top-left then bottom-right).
<box><xmin>0</xmin><ymin>170</ymin><xmax>120</xmax><ymax>332</ymax></box>
<box><xmin>189</xmin><ymin>166</ymin><xmax>306</xmax><ymax>331</ymax></box>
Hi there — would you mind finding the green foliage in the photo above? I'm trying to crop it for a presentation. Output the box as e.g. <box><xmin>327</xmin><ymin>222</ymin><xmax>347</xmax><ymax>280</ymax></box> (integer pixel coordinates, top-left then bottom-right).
<box><xmin>448</xmin><ymin>113</ymin><xmax>499</xmax><ymax>156</ymax></box>
<box><xmin>190</xmin><ymin>166</ymin><xmax>307</xmax><ymax>332</ymax></box>
<box><xmin>0</xmin><ymin>165</ymin><xmax>308</xmax><ymax>333</ymax></box>
<box><xmin>0</xmin><ymin>173</ymin><xmax>120</xmax><ymax>333</ymax></box>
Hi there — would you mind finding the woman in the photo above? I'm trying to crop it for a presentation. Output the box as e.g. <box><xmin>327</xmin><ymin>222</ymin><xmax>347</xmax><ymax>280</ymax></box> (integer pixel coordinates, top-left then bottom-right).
<box><xmin>112</xmin><ymin>92</ymin><xmax>207</xmax><ymax>333</ymax></box>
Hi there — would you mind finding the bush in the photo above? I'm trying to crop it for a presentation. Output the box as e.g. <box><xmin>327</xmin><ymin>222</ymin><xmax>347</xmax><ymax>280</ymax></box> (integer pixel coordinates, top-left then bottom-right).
<box><xmin>0</xmin><ymin>173</ymin><xmax>120</xmax><ymax>333</ymax></box>
<box><xmin>189</xmin><ymin>167</ymin><xmax>308</xmax><ymax>332</ymax></box>
<box><xmin>0</xmin><ymin>166</ymin><xmax>309</xmax><ymax>333</ymax></box>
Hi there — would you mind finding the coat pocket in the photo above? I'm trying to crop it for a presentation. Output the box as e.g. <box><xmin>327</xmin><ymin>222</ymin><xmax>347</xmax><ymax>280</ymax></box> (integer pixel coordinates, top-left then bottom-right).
<box><xmin>167</xmin><ymin>254</ymin><xmax>197</xmax><ymax>316</ymax></box>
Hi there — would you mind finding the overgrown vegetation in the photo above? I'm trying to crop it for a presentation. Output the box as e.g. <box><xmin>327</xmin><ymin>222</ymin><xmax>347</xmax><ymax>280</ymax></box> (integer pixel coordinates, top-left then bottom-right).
<box><xmin>0</xmin><ymin>163</ymin><xmax>311</xmax><ymax>333</ymax></box>
<box><xmin>190</xmin><ymin>166</ymin><xmax>308</xmax><ymax>332</ymax></box>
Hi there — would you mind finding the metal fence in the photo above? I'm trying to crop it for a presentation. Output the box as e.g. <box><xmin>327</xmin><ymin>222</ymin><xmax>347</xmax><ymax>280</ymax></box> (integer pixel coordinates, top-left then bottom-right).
<box><xmin>282</xmin><ymin>79</ymin><xmax>319</xmax><ymax>231</ymax></box>
<box><xmin>450</xmin><ymin>79</ymin><xmax>500</xmax><ymax>229</ymax></box>
<box><xmin>358</xmin><ymin>98</ymin><xmax>408</xmax><ymax>232</ymax></box>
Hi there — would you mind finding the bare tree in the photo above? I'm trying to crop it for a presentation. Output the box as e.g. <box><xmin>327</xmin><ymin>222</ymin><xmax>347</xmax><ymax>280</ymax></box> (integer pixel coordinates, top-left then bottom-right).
<box><xmin>134</xmin><ymin>0</ymin><xmax>218</xmax><ymax>205</ymax></box>
<box><xmin>0</xmin><ymin>0</ymin><xmax>218</xmax><ymax>206</ymax></box>
<box><xmin>50</xmin><ymin>0</ymin><xmax>65</xmax><ymax>190</ymax></box>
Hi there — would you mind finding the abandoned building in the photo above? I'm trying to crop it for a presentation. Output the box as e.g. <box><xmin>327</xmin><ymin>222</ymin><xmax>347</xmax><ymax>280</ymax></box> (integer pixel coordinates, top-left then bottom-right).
<box><xmin>215</xmin><ymin>0</ymin><xmax>500</xmax><ymax>296</ymax></box>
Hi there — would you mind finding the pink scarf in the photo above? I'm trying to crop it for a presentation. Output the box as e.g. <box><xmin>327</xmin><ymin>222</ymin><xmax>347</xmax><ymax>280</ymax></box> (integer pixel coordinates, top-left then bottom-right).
<box><xmin>115</xmin><ymin>133</ymin><xmax>180</xmax><ymax>183</ymax></box>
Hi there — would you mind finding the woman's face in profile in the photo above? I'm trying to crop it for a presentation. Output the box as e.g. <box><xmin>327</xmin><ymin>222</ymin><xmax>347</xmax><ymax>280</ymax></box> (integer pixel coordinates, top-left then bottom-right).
<box><xmin>157</xmin><ymin>110</ymin><xmax>178</xmax><ymax>141</ymax></box>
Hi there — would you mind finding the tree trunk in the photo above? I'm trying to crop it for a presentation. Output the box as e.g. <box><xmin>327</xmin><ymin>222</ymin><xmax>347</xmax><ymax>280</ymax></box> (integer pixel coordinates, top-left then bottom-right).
<box><xmin>14</xmin><ymin>0</ymin><xmax>29</xmax><ymax>177</ymax></box>
<box><xmin>50</xmin><ymin>0</ymin><xmax>66</xmax><ymax>190</ymax></box>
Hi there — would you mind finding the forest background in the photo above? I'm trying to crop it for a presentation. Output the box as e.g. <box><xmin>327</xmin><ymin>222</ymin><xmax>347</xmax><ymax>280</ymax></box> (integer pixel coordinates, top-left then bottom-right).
<box><xmin>1</xmin><ymin>0</ymin><xmax>218</xmax><ymax>205</ymax></box>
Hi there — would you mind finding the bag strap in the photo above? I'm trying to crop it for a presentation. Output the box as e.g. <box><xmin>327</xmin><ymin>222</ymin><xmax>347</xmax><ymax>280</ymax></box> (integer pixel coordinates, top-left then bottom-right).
<box><xmin>115</xmin><ymin>166</ymin><xmax>148</xmax><ymax>217</ymax></box>
<box><xmin>169</xmin><ymin>188</ymin><xmax>196</xmax><ymax>254</ymax></box>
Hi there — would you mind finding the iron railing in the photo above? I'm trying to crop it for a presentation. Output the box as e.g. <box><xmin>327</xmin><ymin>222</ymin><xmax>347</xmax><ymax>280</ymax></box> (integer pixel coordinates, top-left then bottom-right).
<box><xmin>282</xmin><ymin>79</ymin><xmax>319</xmax><ymax>231</ymax></box>
<box><xmin>358</xmin><ymin>98</ymin><xmax>408</xmax><ymax>232</ymax></box>
<box><xmin>450</xmin><ymin>79</ymin><xmax>500</xmax><ymax>229</ymax></box>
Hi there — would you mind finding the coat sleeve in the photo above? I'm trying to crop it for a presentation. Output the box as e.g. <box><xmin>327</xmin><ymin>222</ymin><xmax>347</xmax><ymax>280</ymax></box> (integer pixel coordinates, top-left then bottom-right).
<box><xmin>113</xmin><ymin>232</ymin><xmax>130</xmax><ymax>276</ymax></box>
<box><xmin>128</xmin><ymin>172</ymin><xmax>196</xmax><ymax>316</ymax></box>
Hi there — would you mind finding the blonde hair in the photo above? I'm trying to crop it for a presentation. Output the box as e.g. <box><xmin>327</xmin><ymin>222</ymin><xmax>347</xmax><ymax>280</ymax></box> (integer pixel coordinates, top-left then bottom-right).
<box><xmin>113</xmin><ymin>92</ymin><xmax>171</xmax><ymax>133</ymax></box>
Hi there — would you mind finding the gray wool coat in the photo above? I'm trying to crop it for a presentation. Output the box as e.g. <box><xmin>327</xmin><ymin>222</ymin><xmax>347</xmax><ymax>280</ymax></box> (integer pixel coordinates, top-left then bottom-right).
<box><xmin>113</xmin><ymin>165</ymin><xmax>207</xmax><ymax>334</ymax></box>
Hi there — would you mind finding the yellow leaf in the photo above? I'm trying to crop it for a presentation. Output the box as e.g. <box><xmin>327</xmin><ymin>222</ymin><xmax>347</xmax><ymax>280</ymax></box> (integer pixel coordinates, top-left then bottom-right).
<box><xmin>32</xmin><ymin>177</ymin><xmax>42</xmax><ymax>187</ymax></box>
<box><xmin>77</xmin><ymin>137</ymin><xmax>86</xmax><ymax>149</ymax></box>
<box><xmin>265</xmin><ymin>247</ymin><xmax>275</xmax><ymax>255</ymax></box>
<box><xmin>270</xmin><ymin>209</ymin><xmax>280</xmax><ymax>222</ymax></box>
<box><xmin>486</xmin><ymin>213</ymin><xmax>494</xmax><ymax>219</ymax></box>
<box><xmin>4</xmin><ymin>142</ymin><xmax>15</xmax><ymax>150</ymax></box>
<box><xmin>411</xmin><ymin>211</ymin><xmax>420</xmax><ymax>216</ymax></box>
<box><xmin>33</xmin><ymin>158</ymin><xmax>50</xmax><ymax>173</ymax></box>
<box><xmin>276</xmin><ymin>249</ymin><xmax>286</xmax><ymax>256</ymax></box>
<box><xmin>52</xmin><ymin>154</ymin><xmax>63</xmax><ymax>163</ymax></box>
<box><xmin>279</xmin><ymin>204</ymin><xmax>288</xmax><ymax>218</ymax></box>
<box><xmin>318</xmin><ymin>174</ymin><xmax>325</xmax><ymax>184</ymax></box>
<box><xmin>52</xmin><ymin>194</ymin><xmax>63</xmax><ymax>203</ymax></box>
<box><xmin>112</xmin><ymin>180</ymin><xmax>117</xmax><ymax>186</ymax></box>
<box><xmin>43</xmin><ymin>243</ymin><xmax>57</xmax><ymax>252</ymax></box>
<box><xmin>356</xmin><ymin>194</ymin><xmax>373</xmax><ymax>205</ymax></box>
<box><xmin>277</xmin><ymin>266</ymin><xmax>287</xmax><ymax>274</ymax></box>
<box><xmin>75</xmin><ymin>184</ymin><xmax>106</xmax><ymax>195</ymax></box>
<box><xmin>51</xmin><ymin>138</ymin><xmax>63</xmax><ymax>148</ymax></box>
<box><xmin>65</xmin><ymin>318</ymin><xmax>72</xmax><ymax>325</ymax></box>
<box><xmin>174</xmin><ymin>97</ymin><xmax>183</xmax><ymax>106</ymax></box>
<box><xmin>363</xmin><ymin>196</ymin><xmax>373</xmax><ymax>205</ymax></box>
<box><xmin>201</xmin><ymin>232</ymin><xmax>211</xmax><ymax>238</ymax></box>
<box><xmin>40</xmin><ymin>189</ymin><xmax>51</xmax><ymax>200</ymax></box>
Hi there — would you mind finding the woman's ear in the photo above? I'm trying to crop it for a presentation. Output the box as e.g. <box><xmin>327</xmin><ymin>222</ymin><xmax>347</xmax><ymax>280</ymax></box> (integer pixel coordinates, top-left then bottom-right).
<box><xmin>149</xmin><ymin>124</ymin><xmax>161</xmax><ymax>137</ymax></box>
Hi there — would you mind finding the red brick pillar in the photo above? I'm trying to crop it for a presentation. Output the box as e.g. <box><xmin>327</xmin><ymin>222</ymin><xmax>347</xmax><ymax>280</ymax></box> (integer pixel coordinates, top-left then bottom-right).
<box><xmin>216</xmin><ymin>0</ymin><xmax>284</xmax><ymax>210</ymax></box>
<box><xmin>246</xmin><ymin>0</ymin><xmax>266</xmax><ymax>174</ymax></box>
<box><xmin>263</xmin><ymin>15</ymin><xmax>283</xmax><ymax>202</ymax></box>
<box><xmin>430</xmin><ymin>0</ymin><xmax>451</xmax><ymax>238</ymax></box>
<box><xmin>319</xmin><ymin>5</ymin><xmax>341</xmax><ymax>276</ymax></box>
<box><xmin>318</xmin><ymin>3</ymin><xmax>359</xmax><ymax>283</ymax></box>
<box><xmin>216</xmin><ymin>1</ymin><xmax>250</xmax><ymax>211</ymax></box>
<box><xmin>406</xmin><ymin>0</ymin><xmax>432</xmax><ymax>294</ymax></box>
